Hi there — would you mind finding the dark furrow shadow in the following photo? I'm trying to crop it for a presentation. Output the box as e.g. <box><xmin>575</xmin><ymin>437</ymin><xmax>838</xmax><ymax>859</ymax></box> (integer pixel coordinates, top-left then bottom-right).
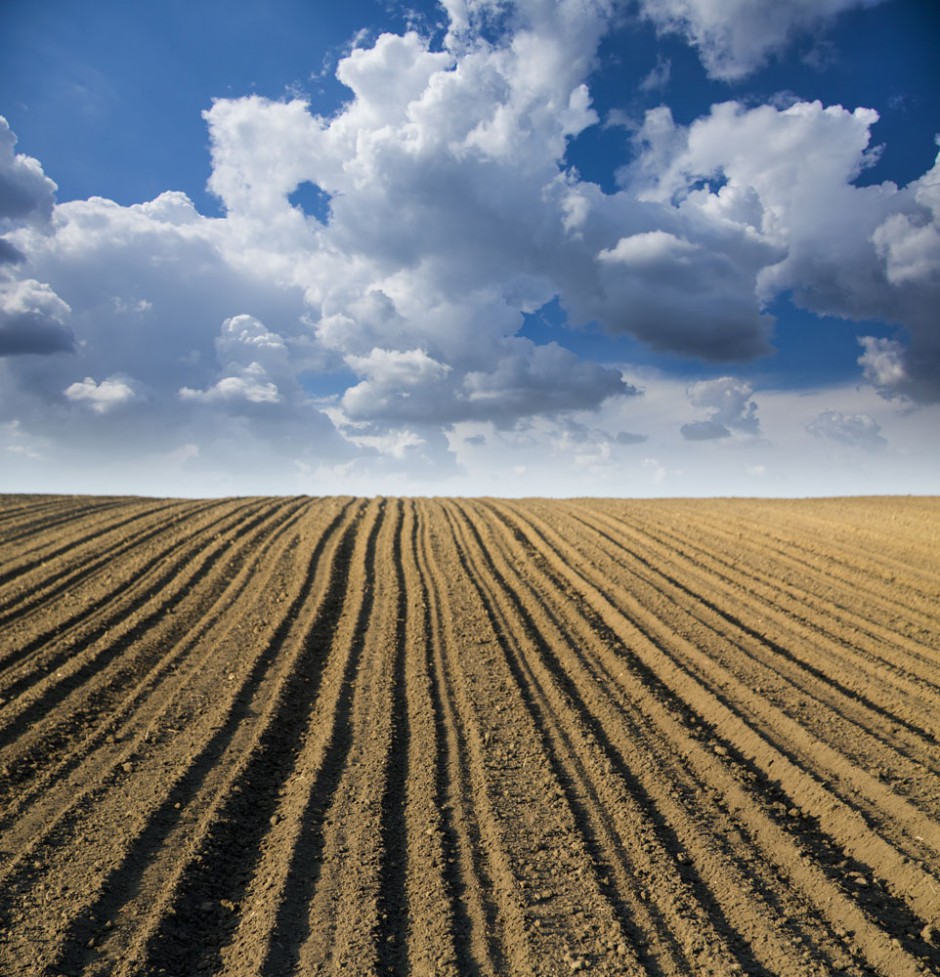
<box><xmin>375</xmin><ymin>498</ymin><xmax>411</xmax><ymax>976</ymax></box>
<box><xmin>492</xmin><ymin>505</ymin><xmax>838</xmax><ymax>972</ymax></box>
<box><xmin>688</xmin><ymin>507</ymin><xmax>940</xmax><ymax>608</ymax></box>
<box><xmin>435</xmin><ymin>504</ymin><xmax>516</xmax><ymax>975</ymax></box>
<box><xmin>498</xmin><ymin>552</ymin><xmax>819</xmax><ymax>956</ymax></box>
<box><xmin>498</xmin><ymin>503</ymin><xmax>940</xmax><ymax>974</ymax></box>
<box><xmin>137</xmin><ymin>499</ymin><xmax>378</xmax><ymax>977</ymax></box>
<box><xmin>0</xmin><ymin>496</ymin><xmax>130</xmax><ymax>551</ymax></box>
<box><xmin>0</xmin><ymin>495</ymin><xmax>75</xmax><ymax>531</ymax></box>
<box><xmin>604</xmin><ymin>506</ymin><xmax>939</xmax><ymax>664</ymax></box>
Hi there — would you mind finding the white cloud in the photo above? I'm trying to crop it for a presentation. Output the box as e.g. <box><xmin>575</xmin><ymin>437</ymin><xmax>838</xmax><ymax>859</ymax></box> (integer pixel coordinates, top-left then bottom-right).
<box><xmin>686</xmin><ymin>376</ymin><xmax>760</xmax><ymax>434</ymax></box>
<box><xmin>873</xmin><ymin>173</ymin><xmax>940</xmax><ymax>287</ymax></box>
<box><xmin>594</xmin><ymin>230</ymin><xmax>771</xmax><ymax>359</ymax></box>
<box><xmin>180</xmin><ymin>365</ymin><xmax>282</xmax><ymax>407</ymax></box>
<box><xmin>64</xmin><ymin>375</ymin><xmax>140</xmax><ymax>413</ymax></box>
<box><xmin>215</xmin><ymin>313</ymin><xmax>292</xmax><ymax>379</ymax></box>
<box><xmin>806</xmin><ymin>408</ymin><xmax>887</xmax><ymax>451</ymax></box>
<box><xmin>638</xmin><ymin>0</ymin><xmax>885</xmax><ymax>81</ymax></box>
<box><xmin>1</xmin><ymin>3</ymin><xmax>938</xmax><ymax>494</ymax></box>
<box><xmin>0</xmin><ymin>117</ymin><xmax>57</xmax><ymax>228</ymax></box>
<box><xmin>857</xmin><ymin>335</ymin><xmax>907</xmax><ymax>399</ymax></box>
<box><xmin>0</xmin><ymin>278</ymin><xmax>75</xmax><ymax>356</ymax></box>
<box><xmin>624</xmin><ymin>100</ymin><xmax>940</xmax><ymax>401</ymax></box>
<box><xmin>460</xmin><ymin>340</ymin><xmax>634</xmax><ymax>423</ymax></box>
<box><xmin>342</xmin><ymin>347</ymin><xmax>452</xmax><ymax>421</ymax></box>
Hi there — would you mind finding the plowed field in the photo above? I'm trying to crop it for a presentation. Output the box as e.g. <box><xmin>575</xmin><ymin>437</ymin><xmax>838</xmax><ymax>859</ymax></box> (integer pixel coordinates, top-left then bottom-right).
<box><xmin>1</xmin><ymin>495</ymin><xmax>939</xmax><ymax>977</ymax></box>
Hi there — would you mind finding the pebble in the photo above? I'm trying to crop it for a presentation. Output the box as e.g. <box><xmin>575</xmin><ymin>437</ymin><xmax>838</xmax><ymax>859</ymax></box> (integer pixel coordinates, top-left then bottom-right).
<box><xmin>563</xmin><ymin>949</ymin><xmax>588</xmax><ymax>971</ymax></box>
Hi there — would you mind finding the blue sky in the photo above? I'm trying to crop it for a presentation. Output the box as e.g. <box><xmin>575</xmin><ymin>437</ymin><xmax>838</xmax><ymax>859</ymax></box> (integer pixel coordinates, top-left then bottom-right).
<box><xmin>1</xmin><ymin>0</ymin><xmax>938</xmax><ymax>497</ymax></box>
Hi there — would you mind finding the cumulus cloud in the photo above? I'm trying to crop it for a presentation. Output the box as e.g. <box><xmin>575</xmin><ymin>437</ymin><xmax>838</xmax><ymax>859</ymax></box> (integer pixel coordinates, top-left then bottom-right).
<box><xmin>0</xmin><ymin>278</ymin><xmax>75</xmax><ymax>356</ymax></box>
<box><xmin>687</xmin><ymin>376</ymin><xmax>759</xmax><ymax>432</ymax></box>
<box><xmin>625</xmin><ymin>99</ymin><xmax>940</xmax><ymax>401</ymax></box>
<box><xmin>0</xmin><ymin>117</ymin><xmax>57</xmax><ymax>228</ymax></box>
<box><xmin>873</xmin><ymin>165</ymin><xmax>940</xmax><ymax>287</ymax></box>
<box><xmin>461</xmin><ymin>340</ymin><xmax>634</xmax><ymax>423</ymax></box>
<box><xmin>595</xmin><ymin>230</ymin><xmax>772</xmax><ymax>359</ymax></box>
<box><xmin>64</xmin><ymin>375</ymin><xmax>140</xmax><ymax>413</ymax></box>
<box><xmin>1</xmin><ymin>1</ymin><xmax>938</xmax><ymax>493</ymax></box>
<box><xmin>180</xmin><ymin>365</ymin><xmax>282</xmax><ymax>407</ymax></box>
<box><xmin>869</xmin><ymin>148</ymin><xmax>940</xmax><ymax>401</ymax></box>
<box><xmin>342</xmin><ymin>347</ymin><xmax>453</xmax><ymax>421</ymax></box>
<box><xmin>857</xmin><ymin>335</ymin><xmax>907</xmax><ymax>399</ymax></box>
<box><xmin>681</xmin><ymin>376</ymin><xmax>759</xmax><ymax>440</ymax></box>
<box><xmin>806</xmin><ymin>408</ymin><xmax>887</xmax><ymax>450</ymax></box>
<box><xmin>638</xmin><ymin>0</ymin><xmax>884</xmax><ymax>80</ymax></box>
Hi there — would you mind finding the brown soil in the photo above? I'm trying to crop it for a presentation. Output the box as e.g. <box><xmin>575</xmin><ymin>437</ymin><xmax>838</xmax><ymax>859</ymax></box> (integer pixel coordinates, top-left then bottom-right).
<box><xmin>1</xmin><ymin>494</ymin><xmax>938</xmax><ymax>977</ymax></box>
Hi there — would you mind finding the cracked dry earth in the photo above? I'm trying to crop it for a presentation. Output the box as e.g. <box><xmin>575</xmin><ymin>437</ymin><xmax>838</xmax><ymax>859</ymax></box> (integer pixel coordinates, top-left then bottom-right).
<box><xmin>0</xmin><ymin>494</ymin><xmax>939</xmax><ymax>977</ymax></box>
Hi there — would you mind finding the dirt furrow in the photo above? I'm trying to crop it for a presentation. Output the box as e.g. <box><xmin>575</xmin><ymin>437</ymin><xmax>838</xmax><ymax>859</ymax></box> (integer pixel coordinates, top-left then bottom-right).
<box><xmin>117</xmin><ymin>497</ymin><xmax>369</xmax><ymax>977</ymax></box>
<box><xmin>0</xmin><ymin>496</ymin><xmax>195</xmax><ymax>609</ymax></box>
<box><xmin>0</xmin><ymin>496</ymin><xmax>314</xmax><ymax>839</ymax></box>
<box><xmin>0</xmin><ymin>496</ymin><xmax>94</xmax><ymax>543</ymax></box>
<box><xmin>0</xmin><ymin>495</ymin><xmax>133</xmax><ymax>552</ymax></box>
<box><xmin>547</xmin><ymin>503</ymin><xmax>940</xmax><ymax>864</ymax></box>
<box><xmin>616</xmin><ymin>498</ymin><xmax>940</xmax><ymax>677</ymax></box>
<box><xmin>390</xmin><ymin>500</ymin><xmax>463</xmax><ymax>976</ymax></box>
<box><xmin>465</xmin><ymin>499</ymin><xmax>856</xmax><ymax>977</ymax></box>
<box><xmin>487</xmin><ymin>500</ymin><xmax>939</xmax><ymax>976</ymax></box>
<box><xmin>1</xmin><ymin>493</ymin><xmax>936</xmax><ymax>977</ymax></box>
<box><xmin>572</xmin><ymin>499</ymin><xmax>940</xmax><ymax>702</ymax></box>
<box><xmin>0</xmin><ymin>496</ymin><xmax>265</xmax><ymax>692</ymax></box>
<box><xmin>0</xmin><ymin>498</ymin><xmax>359</xmax><ymax>977</ymax></box>
<box><xmin>497</xmin><ymin>501</ymin><xmax>940</xmax><ymax>878</ymax></box>
<box><xmin>553</xmin><ymin>502</ymin><xmax>940</xmax><ymax>808</ymax></box>
<box><xmin>441</xmin><ymin>500</ymin><xmax>659</xmax><ymax>976</ymax></box>
<box><xmin>650</xmin><ymin>498</ymin><xmax>940</xmax><ymax>632</ymax></box>
<box><xmin>0</xmin><ymin>496</ymin><xmax>254</xmax><ymax>675</ymax></box>
<box><xmin>0</xmin><ymin>498</ymin><xmax>286</xmax><ymax>777</ymax></box>
<box><xmin>426</xmin><ymin>499</ymin><xmax>556</xmax><ymax>975</ymax></box>
<box><xmin>279</xmin><ymin>498</ymin><xmax>408</xmax><ymax>975</ymax></box>
<box><xmin>411</xmin><ymin>500</ymin><xmax>508</xmax><ymax>976</ymax></box>
<box><xmin>202</xmin><ymin>500</ymin><xmax>385</xmax><ymax>977</ymax></box>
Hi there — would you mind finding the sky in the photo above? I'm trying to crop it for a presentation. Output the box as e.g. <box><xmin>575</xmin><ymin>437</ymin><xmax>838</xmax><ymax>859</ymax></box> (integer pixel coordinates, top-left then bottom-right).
<box><xmin>1</xmin><ymin>0</ymin><xmax>938</xmax><ymax>498</ymax></box>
